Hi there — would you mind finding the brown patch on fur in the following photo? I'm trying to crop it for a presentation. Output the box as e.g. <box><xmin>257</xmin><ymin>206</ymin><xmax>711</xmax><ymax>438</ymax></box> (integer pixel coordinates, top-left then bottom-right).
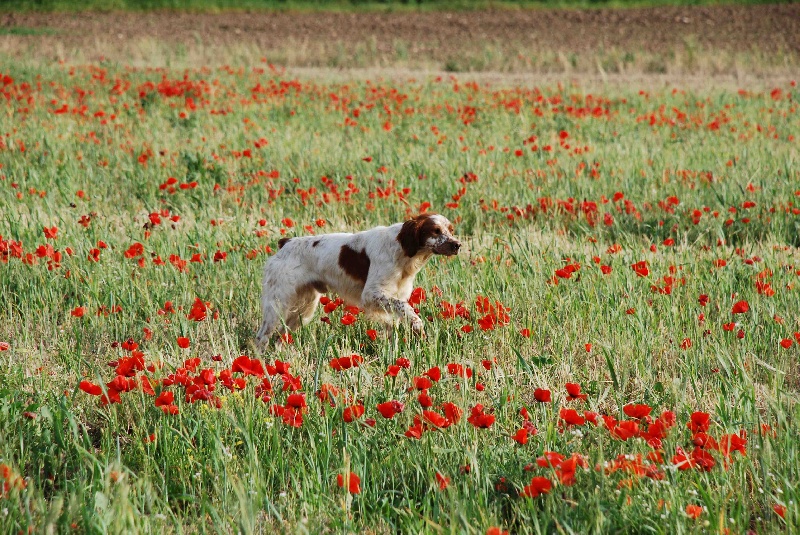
<box><xmin>397</xmin><ymin>213</ymin><xmax>440</xmax><ymax>257</ymax></box>
<box><xmin>338</xmin><ymin>245</ymin><xmax>370</xmax><ymax>283</ymax></box>
<box><xmin>418</xmin><ymin>216</ymin><xmax>442</xmax><ymax>244</ymax></box>
<box><xmin>278</xmin><ymin>237</ymin><xmax>292</xmax><ymax>249</ymax></box>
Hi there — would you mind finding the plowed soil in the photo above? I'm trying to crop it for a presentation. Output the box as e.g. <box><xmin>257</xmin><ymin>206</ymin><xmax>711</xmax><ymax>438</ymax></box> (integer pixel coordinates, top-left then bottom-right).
<box><xmin>1</xmin><ymin>4</ymin><xmax>797</xmax><ymax>76</ymax></box>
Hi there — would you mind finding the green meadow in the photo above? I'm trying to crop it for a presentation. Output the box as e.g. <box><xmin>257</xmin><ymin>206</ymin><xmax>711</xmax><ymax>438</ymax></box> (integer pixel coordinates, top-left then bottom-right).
<box><xmin>0</xmin><ymin>61</ymin><xmax>798</xmax><ymax>533</ymax></box>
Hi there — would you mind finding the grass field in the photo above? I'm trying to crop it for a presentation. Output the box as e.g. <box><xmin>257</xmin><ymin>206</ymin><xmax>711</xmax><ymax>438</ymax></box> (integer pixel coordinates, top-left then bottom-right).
<box><xmin>0</xmin><ymin>57</ymin><xmax>798</xmax><ymax>533</ymax></box>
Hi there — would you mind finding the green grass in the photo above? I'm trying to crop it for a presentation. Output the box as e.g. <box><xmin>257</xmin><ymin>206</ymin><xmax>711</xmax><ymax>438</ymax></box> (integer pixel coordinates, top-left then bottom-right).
<box><xmin>0</xmin><ymin>26</ymin><xmax>57</xmax><ymax>35</ymax></box>
<box><xmin>0</xmin><ymin>62</ymin><xmax>798</xmax><ymax>533</ymax></box>
<box><xmin>0</xmin><ymin>0</ymin><xmax>786</xmax><ymax>13</ymax></box>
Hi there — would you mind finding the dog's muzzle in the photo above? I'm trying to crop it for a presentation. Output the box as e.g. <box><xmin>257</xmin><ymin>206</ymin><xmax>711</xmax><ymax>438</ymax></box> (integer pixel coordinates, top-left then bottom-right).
<box><xmin>434</xmin><ymin>239</ymin><xmax>461</xmax><ymax>256</ymax></box>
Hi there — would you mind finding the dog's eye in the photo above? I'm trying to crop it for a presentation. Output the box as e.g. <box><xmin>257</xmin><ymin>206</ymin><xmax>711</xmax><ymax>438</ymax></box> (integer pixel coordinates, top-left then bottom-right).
<box><xmin>433</xmin><ymin>228</ymin><xmax>441</xmax><ymax>235</ymax></box>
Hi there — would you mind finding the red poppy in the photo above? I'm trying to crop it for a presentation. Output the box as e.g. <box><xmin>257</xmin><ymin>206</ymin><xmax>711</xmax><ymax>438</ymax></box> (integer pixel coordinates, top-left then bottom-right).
<box><xmin>154</xmin><ymin>390</ymin><xmax>174</xmax><ymax>407</ymax></box>
<box><xmin>281</xmin><ymin>407</ymin><xmax>303</xmax><ymax>427</ymax></box>
<box><xmin>232</xmin><ymin>355</ymin><xmax>265</xmax><ymax>377</ymax></box>
<box><xmin>43</xmin><ymin>226</ymin><xmax>58</xmax><ymax>239</ymax></box>
<box><xmin>555</xmin><ymin>455</ymin><xmax>584</xmax><ymax>485</ymax></box>
<box><xmin>286</xmin><ymin>393</ymin><xmax>307</xmax><ymax>409</ymax></box>
<box><xmin>417</xmin><ymin>391</ymin><xmax>433</xmax><ymax>408</ymax></box>
<box><xmin>536</xmin><ymin>451</ymin><xmax>566</xmax><ymax>468</ymax></box>
<box><xmin>623</xmin><ymin>403</ymin><xmax>652</xmax><ymax>420</ymax></box>
<box><xmin>424</xmin><ymin>367</ymin><xmax>441</xmax><ymax>382</ymax></box>
<box><xmin>719</xmin><ymin>432</ymin><xmax>747</xmax><ymax>457</ymax></box>
<box><xmin>340</xmin><ymin>313</ymin><xmax>357</xmax><ymax>325</ymax></box>
<box><xmin>610</xmin><ymin>420</ymin><xmax>640</xmax><ymax>441</ymax></box>
<box><xmin>71</xmin><ymin>306</ymin><xmax>86</xmax><ymax>318</ymax></box>
<box><xmin>441</xmin><ymin>402</ymin><xmax>463</xmax><ymax>425</ymax></box>
<box><xmin>160</xmin><ymin>404</ymin><xmax>179</xmax><ymax>415</ymax></box>
<box><xmin>446</xmin><ymin>363</ymin><xmax>473</xmax><ymax>378</ymax></box>
<box><xmin>583</xmin><ymin>411</ymin><xmax>599</xmax><ymax>426</ymax></box>
<box><xmin>477</xmin><ymin>314</ymin><xmax>496</xmax><ymax>331</ymax></box>
<box><xmin>467</xmin><ymin>404</ymin><xmax>495</xmax><ymax>428</ymax></box>
<box><xmin>435</xmin><ymin>472</ymin><xmax>450</xmax><ymax>490</ymax></box>
<box><xmin>330</xmin><ymin>354</ymin><xmax>363</xmax><ymax>371</ymax></box>
<box><xmin>731</xmin><ymin>300</ymin><xmax>750</xmax><ymax>314</ymax></box>
<box><xmin>176</xmin><ymin>337</ymin><xmax>190</xmax><ymax>349</ymax></box>
<box><xmin>512</xmin><ymin>428</ymin><xmax>528</xmax><ymax>445</ymax></box>
<box><xmin>565</xmin><ymin>383</ymin><xmax>588</xmax><ymax>401</ymax></box>
<box><xmin>408</xmin><ymin>287</ymin><xmax>426</xmax><ymax>306</ymax></box>
<box><xmin>337</xmin><ymin>472</ymin><xmax>361</xmax><ymax>494</ymax></box>
<box><xmin>521</xmin><ymin>476</ymin><xmax>551</xmax><ymax>498</ymax></box>
<box><xmin>376</xmin><ymin>400</ymin><xmax>403</xmax><ymax>419</ymax></box>
<box><xmin>692</xmin><ymin>447</ymin><xmax>715</xmax><ymax>471</ymax></box>
<box><xmin>413</xmin><ymin>376</ymin><xmax>433</xmax><ymax>390</ymax></box>
<box><xmin>687</xmin><ymin>411</ymin><xmax>711</xmax><ymax>433</ymax></box>
<box><xmin>405</xmin><ymin>418</ymin><xmax>424</xmax><ymax>439</ymax></box>
<box><xmin>423</xmin><ymin>410</ymin><xmax>449</xmax><ymax>428</ymax></box>
<box><xmin>281</xmin><ymin>373</ymin><xmax>302</xmax><ymax>392</ymax></box>
<box><xmin>631</xmin><ymin>261</ymin><xmax>649</xmax><ymax>277</ymax></box>
<box><xmin>780</xmin><ymin>338</ymin><xmax>793</xmax><ymax>349</ymax></box>
<box><xmin>343</xmin><ymin>404</ymin><xmax>365</xmax><ymax>423</ymax></box>
<box><xmin>534</xmin><ymin>388</ymin><xmax>551</xmax><ymax>402</ymax></box>
<box><xmin>659</xmin><ymin>410</ymin><xmax>677</xmax><ymax>428</ymax></box>
<box><xmin>685</xmin><ymin>504</ymin><xmax>703</xmax><ymax>519</ymax></box>
<box><xmin>79</xmin><ymin>380</ymin><xmax>102</xmax><ymax>396</ymax></box>
<box><xmin>186</xmin><ymin>298</ymin><xmax>209</xmax><ymax>321</ymax></box>
<box><xmin>773</xmin><ymin>504</ymin><xmax>786</xmax><ymax>519</ymax></box>
<box><xmin>559</xmin><ymin>408</ymin><xmax>585</xmax><ymax>426</ymax></box>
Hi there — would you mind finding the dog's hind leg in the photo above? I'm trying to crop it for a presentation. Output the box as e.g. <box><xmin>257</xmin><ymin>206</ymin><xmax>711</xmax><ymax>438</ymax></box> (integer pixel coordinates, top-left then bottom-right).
<box><xmin>283</xmin><ymin>284</ymin><xmax>323</xmax><ymax>331</ymax></box>
<box><xmin>298</xmin><ymin>281</ymin><xmax>326</xmax><ymax>326</ymax></box>
<box><xmin>256</xmin><ymin>301</ymin><xmax>281</xmax><ymax>348</ymax></box>
<box><xmin>298</xmin><ymin>293</ymin><xmax>322</xmax><ymax>327</ymax></box>
<box><xmin>257</xmin><ymin>269</ymin><xmax>292</xmax><ymax>346</ymax></box>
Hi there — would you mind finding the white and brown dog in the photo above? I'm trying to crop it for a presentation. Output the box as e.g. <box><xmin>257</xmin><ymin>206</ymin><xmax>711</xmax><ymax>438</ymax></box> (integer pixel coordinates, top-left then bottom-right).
<box><xmin>256</xmin><ymin>213</ymin><xmax>460</xmax><ymax>344</ymax></box>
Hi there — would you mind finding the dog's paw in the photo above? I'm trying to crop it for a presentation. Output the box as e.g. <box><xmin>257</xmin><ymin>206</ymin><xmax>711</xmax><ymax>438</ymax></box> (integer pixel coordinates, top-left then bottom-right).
<box><xmin>411</xmin><ymin>318</ymin><xmax>425</xmax><ymax>337</ymax></box>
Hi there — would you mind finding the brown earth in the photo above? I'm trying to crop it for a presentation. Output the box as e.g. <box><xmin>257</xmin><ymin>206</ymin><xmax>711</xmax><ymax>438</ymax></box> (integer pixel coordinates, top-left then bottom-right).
<box><xmin>0</xmin><ymin>4</ymin><xmax>798</xmax><ymax>77</ymax></box>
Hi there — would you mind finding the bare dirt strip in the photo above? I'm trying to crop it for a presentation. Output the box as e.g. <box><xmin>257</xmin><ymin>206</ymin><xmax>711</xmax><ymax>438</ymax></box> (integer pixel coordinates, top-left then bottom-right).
<box><xmin>0</xmin><ymin>4</ymin><xmax>797</xmax><ymax>81</ymax></box>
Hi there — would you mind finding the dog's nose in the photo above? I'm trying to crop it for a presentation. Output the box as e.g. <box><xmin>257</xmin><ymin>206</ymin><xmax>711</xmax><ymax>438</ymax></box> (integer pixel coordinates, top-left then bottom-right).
<box><xmin>451</xmin><ymin>241</ymin><xmax>461</xmax><ymax>252</ymax></box>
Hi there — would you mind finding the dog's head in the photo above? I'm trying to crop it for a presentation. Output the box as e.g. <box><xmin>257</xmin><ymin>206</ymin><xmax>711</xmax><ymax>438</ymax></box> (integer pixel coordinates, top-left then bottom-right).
<box><xmin>397</xmin><ymin>214</ymin><xmax>461</xmax><ymax>257</ymax></box>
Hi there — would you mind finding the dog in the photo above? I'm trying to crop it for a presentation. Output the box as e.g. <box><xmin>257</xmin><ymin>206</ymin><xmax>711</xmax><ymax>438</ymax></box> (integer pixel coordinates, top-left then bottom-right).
<box><xmin>256</xmin><ymin>213</ymin><xmax>460</xmax><ymax>345</ymax></box>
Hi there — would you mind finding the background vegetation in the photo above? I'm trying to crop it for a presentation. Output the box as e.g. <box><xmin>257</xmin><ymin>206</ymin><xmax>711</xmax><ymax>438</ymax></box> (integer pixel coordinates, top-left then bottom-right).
<box><xmin>0</xmin><ymin>58</ymin><xmax>798</xmax><ymax>532</ymax></box>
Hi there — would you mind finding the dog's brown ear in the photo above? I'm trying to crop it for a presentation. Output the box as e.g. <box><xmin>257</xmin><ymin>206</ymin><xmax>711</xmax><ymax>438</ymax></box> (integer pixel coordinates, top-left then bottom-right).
<box><xmin>397</xmin><ymin>219</ymin><xmax>420</xmax><ymax>257</ymax></box>
<box><xmin>397</xmin><ymin>214</ymin><xmax>432</xmax><ymax>257</ymax></box>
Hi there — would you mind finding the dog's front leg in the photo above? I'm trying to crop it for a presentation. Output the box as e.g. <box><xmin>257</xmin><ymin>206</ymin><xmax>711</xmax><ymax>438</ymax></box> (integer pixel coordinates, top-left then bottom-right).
<box><xmin>362</xmin><ymin>275</ymin><xmax>424</xmax><ymax>334</ymax></box>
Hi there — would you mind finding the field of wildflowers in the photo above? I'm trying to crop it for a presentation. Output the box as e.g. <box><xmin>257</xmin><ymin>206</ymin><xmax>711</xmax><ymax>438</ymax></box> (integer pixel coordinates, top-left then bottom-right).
<box><xmin>0</xmin><ymin>60</ymin><xmax>798</xmax><ymax>533</ymax></box>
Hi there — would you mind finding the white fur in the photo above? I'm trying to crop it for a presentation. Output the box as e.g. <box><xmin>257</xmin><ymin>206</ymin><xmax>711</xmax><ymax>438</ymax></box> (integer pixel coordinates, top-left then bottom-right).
<box><xmin>256</xmin><ymin>214</ymin><xmax>460</xmax><ymax>345</ymax></box>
